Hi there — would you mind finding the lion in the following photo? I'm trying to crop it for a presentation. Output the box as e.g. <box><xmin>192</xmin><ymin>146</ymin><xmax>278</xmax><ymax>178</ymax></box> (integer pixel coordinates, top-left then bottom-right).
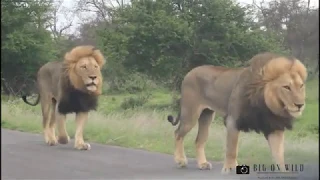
<box><xmin>22</xmin><ymin>45</ymin><xmax>105</xmax><ymax>150</ymax></box>
<box><xmin>167</xmin><ymin>52</ymin><xmax>307</xmax><ymax>173</ymax></box>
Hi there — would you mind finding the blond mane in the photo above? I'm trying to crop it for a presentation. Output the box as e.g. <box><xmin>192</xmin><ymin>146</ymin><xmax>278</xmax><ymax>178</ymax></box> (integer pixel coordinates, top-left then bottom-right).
<box><xmin>245</xmin><ymin>52</ymin><xmax>307</xmax><ymax>108</ymax></box>
<box><xmin>64</xmin><ymin>45</ymin><xmax>105</xmax><ymax>67</ymax></box>
<box><xmin>62</xmin><ymin>45</ymin><xmax>106</xmax><ymax>94</ymax></box>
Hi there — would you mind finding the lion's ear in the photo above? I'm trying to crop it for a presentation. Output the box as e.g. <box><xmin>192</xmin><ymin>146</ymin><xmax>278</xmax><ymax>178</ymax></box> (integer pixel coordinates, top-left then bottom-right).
<box><xmin>92</xmin><ymin>49</ymin><xmax>106</xmax><ymax>68</ymax></box>
<box><xmin>259</xmin><ymin>68</ymin><xmax>264</xmax><ymax>76</ymax></box>
<box><xmin>291</xmin><ymin>60</ymin><xmax>307</xmax><ymax>81</ymax></box>
<box><xmin>262</xmin><ymin>57</ymin><xmax>293</xmax><ymax>81</ymax></box>
<box><xmin>64</xmin><ymin>45</ymin><xmax>106</xmax><ymax>66</ymax></box>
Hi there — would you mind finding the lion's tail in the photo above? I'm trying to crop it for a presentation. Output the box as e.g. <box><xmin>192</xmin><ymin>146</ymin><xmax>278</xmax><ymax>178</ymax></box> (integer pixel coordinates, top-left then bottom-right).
<box><xmin>22</xmin><ymin>94</ymin><xmax>40</xmax><ymax>106</ymax></box>
<box><xmin>167</xmin><ymin>111</ymin><xmax>181</xmax><ymax>126</ymax></box>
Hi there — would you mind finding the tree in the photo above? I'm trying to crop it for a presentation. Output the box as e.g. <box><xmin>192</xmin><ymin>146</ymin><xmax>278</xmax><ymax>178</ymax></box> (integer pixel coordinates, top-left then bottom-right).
<box><xmin>252</xmin><ymin>0</ymin><xmax>319</xmax><ymax>74</ymax></box>
<box><xmin>1</xmin><ymin>0</ymin><xmax>57</xmax><ymax>95</ymax></box>
<box><xmin>97</xmin><ymin>0</ymin><xmax>286</xmax><ymax>89</ymax></box>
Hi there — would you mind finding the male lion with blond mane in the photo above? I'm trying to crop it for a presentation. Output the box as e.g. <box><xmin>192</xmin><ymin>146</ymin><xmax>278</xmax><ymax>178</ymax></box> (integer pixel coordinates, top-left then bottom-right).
<box><xmin>167</xmin><ymin>52</ymin><xmax>307</xmax><ymax>173</ymax></box>
<box><xmin>22</xmin><ymin>45</ymin><xmax>105</xmax><ymax>150</ymax></box>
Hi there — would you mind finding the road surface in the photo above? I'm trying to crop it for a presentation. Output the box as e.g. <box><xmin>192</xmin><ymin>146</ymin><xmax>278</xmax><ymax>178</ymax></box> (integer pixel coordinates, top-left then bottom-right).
<box><xmin>2</xmin><ymin>129</ymin><xmax>319</xmax><ymax>179</ymax></box>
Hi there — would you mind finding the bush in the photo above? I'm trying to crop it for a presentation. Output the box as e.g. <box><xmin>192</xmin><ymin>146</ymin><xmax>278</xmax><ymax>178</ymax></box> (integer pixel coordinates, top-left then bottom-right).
<box><xmin>105</xmin><ymin>72</ymin><xmax>157</xmax><ymax>94</ymax></box>
<box><xmin>120</xmin><ymin>93</ymin><xmax>151</xmax><ymax>110</ymax></box>
<box><xmin>170</xmin><ymin>94</ymin><xmax>181</xmax><ymax>112</ymax></box>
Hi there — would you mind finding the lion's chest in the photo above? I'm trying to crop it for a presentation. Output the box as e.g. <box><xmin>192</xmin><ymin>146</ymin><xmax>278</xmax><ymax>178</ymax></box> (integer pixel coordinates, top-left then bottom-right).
<box><xmin>236</xmin><ymin>102</ymin><xmax>294</xmax><ymax>138</ymax></box>
<box><xmin>57</xmin><ymin>89</ymin><xmax>98</xmax><ymax>115</ymax></box>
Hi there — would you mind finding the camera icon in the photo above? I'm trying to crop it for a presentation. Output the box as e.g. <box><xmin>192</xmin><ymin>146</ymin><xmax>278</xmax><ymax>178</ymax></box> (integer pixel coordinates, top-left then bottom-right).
<box><xmin>236</xmin><ymin>165</ymin><xmax>250</xmax><ymax>174</ymax></box>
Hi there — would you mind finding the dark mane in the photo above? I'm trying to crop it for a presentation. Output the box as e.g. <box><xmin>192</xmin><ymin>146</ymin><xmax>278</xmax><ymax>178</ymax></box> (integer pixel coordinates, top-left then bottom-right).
<box><xmin>236</xmin><ymin>91</ymin><xmax>293</xmax><ymax>139</ymax></box>
<box><xmin>232</xmin><ymin>68</ymin><xmax>294</xmax><ymax>139</ymax></box>
<box><xmin>57</xmin><ymin>70</ymin><xmax>98</xmax><ymax>115</ymax></box>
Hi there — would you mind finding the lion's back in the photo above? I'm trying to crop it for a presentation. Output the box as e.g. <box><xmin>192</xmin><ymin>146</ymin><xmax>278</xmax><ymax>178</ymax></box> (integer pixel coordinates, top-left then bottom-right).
<box><xmin>181</xmin><ymin>65</ymin><xmax>246</xmax><ymax>116</ymax></box>
<box><xmin>37</xmin><ymin>61</ymin><xmax>63</xmax><ymax>96</ymax></box>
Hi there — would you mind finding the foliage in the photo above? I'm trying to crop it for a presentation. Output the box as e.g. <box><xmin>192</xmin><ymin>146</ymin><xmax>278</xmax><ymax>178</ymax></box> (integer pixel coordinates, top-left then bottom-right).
<box><xmin>3</xmin><ymin>0</ymin><xmax>317</xmax><ymax>95</ymax></box>
<box><xmin>251</xmin><ymin>0</ymin><xmax>319</xmax><ymax>73</ymax></box>
<box><xmin>105</xmin><ymin>72</ymin><xmax>157</xmax><ymax>94</ymax></box>
<box><xmin>120</xmin><ymin>92</ymin><xmax>151</xmax><ymax>110</ymax></box>
<box><xmin>1</xmin><ymin>0</ymin><xmax>57</xmax><ymax>94</ymax></box>
<box><xmin>95</xmin><ymin>0</ymin><xmax>287</xmax><ymax>90</ymax></box>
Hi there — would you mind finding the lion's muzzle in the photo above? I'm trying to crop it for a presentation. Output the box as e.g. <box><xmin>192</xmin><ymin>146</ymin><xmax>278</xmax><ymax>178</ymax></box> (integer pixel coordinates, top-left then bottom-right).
<box><xmin>86</xmin><ymin>82</ymin><xmax>96</xmax><ymax>87</ymax></box>
<box><xmin>85</xmin><ymin>81</ymin><xmax>97</xmax><ymax>92</ymax></box>
<box><xmin>286</xmin><ymin>103</ymin><xmax>305</xmax><ymax>118</ymax></box>
<box><xmin>89</xmin><ymin>75</ymin><xmax>97</xmax><ymax>80</ymax></box>
<box><xmin>294</xmin><ymin>103</ymin><xmax>304</xmax><ymax>110</ymax></box>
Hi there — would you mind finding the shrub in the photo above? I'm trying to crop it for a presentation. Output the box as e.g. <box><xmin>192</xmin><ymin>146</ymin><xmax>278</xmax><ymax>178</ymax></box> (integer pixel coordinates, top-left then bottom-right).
<box><xmin>120</xmin><ymin>93</ymin><xmax>151</xmax><ymax>110</ymax></box>
<box><xmin>106</xmin><ymin>72</ymin><xmax>157</xmax><ymax>94</ymax></box>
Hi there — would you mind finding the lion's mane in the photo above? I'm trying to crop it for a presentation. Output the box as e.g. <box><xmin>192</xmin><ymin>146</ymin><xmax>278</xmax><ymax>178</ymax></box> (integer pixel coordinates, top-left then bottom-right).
<box><xmin>57</xmin><ymin>46</ymin><xmax>105</xmax><ymax>115</ymax></box>
<box><xmin>234</xmin><ymin>53</ymin><xmax>307</xmax><ymax>138</ymax></box>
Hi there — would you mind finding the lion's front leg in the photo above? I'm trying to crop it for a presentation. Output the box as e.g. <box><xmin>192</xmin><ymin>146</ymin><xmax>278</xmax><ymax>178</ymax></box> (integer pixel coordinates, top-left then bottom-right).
<box><xmin>74</xmin><ymin>112</ymin><xmax>91</xmax><ymax>150</ymax></box>
<box><xmin>221</xmin><ymin>116</ymin><xmax>239</xmax><ymax>174</ymax></box>
<box><xmin>267</xmin><ymin>130</ymin><xmax>286</xmax><ymax>172</ymax></box>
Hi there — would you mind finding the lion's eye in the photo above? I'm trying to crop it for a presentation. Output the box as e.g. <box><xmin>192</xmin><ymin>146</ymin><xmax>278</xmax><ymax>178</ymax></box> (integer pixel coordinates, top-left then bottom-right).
<box><xmin>300</xmin><ymin>84</ymin><xmax>304</xmax><ymax>88</ymax></box>
<box><xmin>94</xmin><ymin>65</ymin><xmax>98</xmax><ymax>68</ymax></box>
<box><xmin>81</xmin><ymin>65</ymin><xmax>87</xmax><ymax>69</ymax></box>
<box><xmin>283</xmin><ymin>85</ymin><xmax>291</xmax><ymax>90</ymax></box>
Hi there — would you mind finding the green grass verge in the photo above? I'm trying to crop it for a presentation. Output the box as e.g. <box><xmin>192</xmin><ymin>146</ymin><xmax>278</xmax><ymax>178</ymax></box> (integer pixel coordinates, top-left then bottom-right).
<box><xmin>1</xmin><ymin>78</ymin><xmax>319</xmax><ymax>164</ymax></box>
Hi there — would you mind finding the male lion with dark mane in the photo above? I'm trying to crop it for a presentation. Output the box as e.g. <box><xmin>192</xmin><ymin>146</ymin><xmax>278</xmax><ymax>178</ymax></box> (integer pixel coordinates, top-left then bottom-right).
<box><xmin>167</xmin><ymin>52</ymin><xmax>307</xmax><ymax>173</ymax></box>
<box><xmin>22</xmin><ymin>45</ymin><xmax>105</xmax><ymax>150</ymax></box>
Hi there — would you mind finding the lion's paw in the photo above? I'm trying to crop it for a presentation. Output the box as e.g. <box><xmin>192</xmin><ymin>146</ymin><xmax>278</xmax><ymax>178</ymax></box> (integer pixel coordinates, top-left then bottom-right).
<box><xmin>74</xmin><ymin>142</ymin><xmax>91</xmax><ymax>150</ymax></box>
<box><xmin>198</xmin><ymin>162</ymin><xmax>212</xmax><ymax>170</ymax></box>
<box><xmin>46</xmin><ymin>137</ymin><xmax>58</xmax><ymax>146</ymax></box>
<box><xmin>221</xmin><ymin>167</ymin><xmax>236</xmax><ymax>174</ymax></box>
<box><xmin>58</xmin><ymin>135</ymin><xmax>70</xmax><ymax>144</ymax></box>
<box><xmin>175</xmin><ymin>157</ymin><xmax>188</xmax><ymax>168</ymax></box>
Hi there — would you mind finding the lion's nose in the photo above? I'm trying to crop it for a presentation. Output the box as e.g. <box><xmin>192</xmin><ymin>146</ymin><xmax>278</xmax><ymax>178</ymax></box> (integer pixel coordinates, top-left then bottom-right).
<box><xmin>89</xmin><ymin>76</ymin><xmax>97</xmax><ymax>80</ymax></box>
<box><xmin>294</xmin><ymin>103</ymin><xmax>304</xmax><ymax>109</ymax></box>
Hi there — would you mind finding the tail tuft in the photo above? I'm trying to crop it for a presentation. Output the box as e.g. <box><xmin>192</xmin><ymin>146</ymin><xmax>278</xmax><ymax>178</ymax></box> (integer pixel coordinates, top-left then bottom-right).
<box><xmin>167</xmin><ymin>115</ymin><xmax>174</xmax><ymax>124</ymax></box>
<box><xmin>167</xmin><ymin>113</ymin><xmax>180</xmax><ymax>126</ymax></box>
<box><xmin>21</xmin><ymin>94</ymin><xmax>40</xmax><ymax>106</ymax></box>
<box><xmin>22</xmin><ymin>95</ymin><xmax>28</xmax><ymax>103</ymax></box>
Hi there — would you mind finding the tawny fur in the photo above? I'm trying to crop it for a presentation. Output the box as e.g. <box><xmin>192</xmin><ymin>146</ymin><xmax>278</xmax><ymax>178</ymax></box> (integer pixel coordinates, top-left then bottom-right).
<box><xmin>167</xmin><ymin>52</ymin><xmax>307</xmax><ymax>172</ymax></box>
<box><xmin>64</xmin><ymin>45</ymin><xmax>105</xmax><ymax>67</ymax></box>
<box><xmin>22</xmin><ymin>45</ymin><xmax>106</xmax><ymax>150</ymax></box>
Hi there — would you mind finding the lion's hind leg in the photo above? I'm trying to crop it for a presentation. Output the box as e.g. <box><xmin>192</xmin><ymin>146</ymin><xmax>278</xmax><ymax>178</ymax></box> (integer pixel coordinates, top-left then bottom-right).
<box><xmin>40</xmin><ymin>96</ymin><xmax>57</xmax><ymax>146</ymax></box>
<box><xmin>174</xmin><ymin>104</ymin><xmax>201</xmax><ymax>168</ymax></box>
<box><xmin>195</xmin><ymin>109</ymin><xmax>214</xmax><ymax>170</ymax></box>
<box><xmin>47</xmin><ymin>98</ymin><xmax>58</xmax><ymax>145</ymax></box>
<box><xmin>74</xmin><ymin>112</ymin><xmax>91</xmax><ymax>150</ymax></box>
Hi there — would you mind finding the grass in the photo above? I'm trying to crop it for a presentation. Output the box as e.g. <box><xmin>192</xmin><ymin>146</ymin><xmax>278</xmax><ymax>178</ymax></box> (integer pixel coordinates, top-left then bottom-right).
<box><xmin>1</xmin><ymin>78</ymin><xmax>319</xmax><ymax>165</ymax></box>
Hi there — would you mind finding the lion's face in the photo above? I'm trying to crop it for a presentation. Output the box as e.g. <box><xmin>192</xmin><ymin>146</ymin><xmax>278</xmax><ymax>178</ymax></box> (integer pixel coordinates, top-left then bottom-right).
<box><xmin>74</xmin><ymin>57</ymin><xmax>102</xmax><ymax>94</ymax></box>
<box><xmin>265</xmin><ymin>72</ymin><xmax>306</xmax><ymax>118</ymax></box>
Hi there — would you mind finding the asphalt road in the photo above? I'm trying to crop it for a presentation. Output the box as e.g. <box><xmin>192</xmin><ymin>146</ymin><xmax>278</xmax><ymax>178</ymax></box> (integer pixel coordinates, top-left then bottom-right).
<box><xmin>2</xmin><ymin>129</ymin><xmax>319</xmax><ymax>180</ymax></box>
